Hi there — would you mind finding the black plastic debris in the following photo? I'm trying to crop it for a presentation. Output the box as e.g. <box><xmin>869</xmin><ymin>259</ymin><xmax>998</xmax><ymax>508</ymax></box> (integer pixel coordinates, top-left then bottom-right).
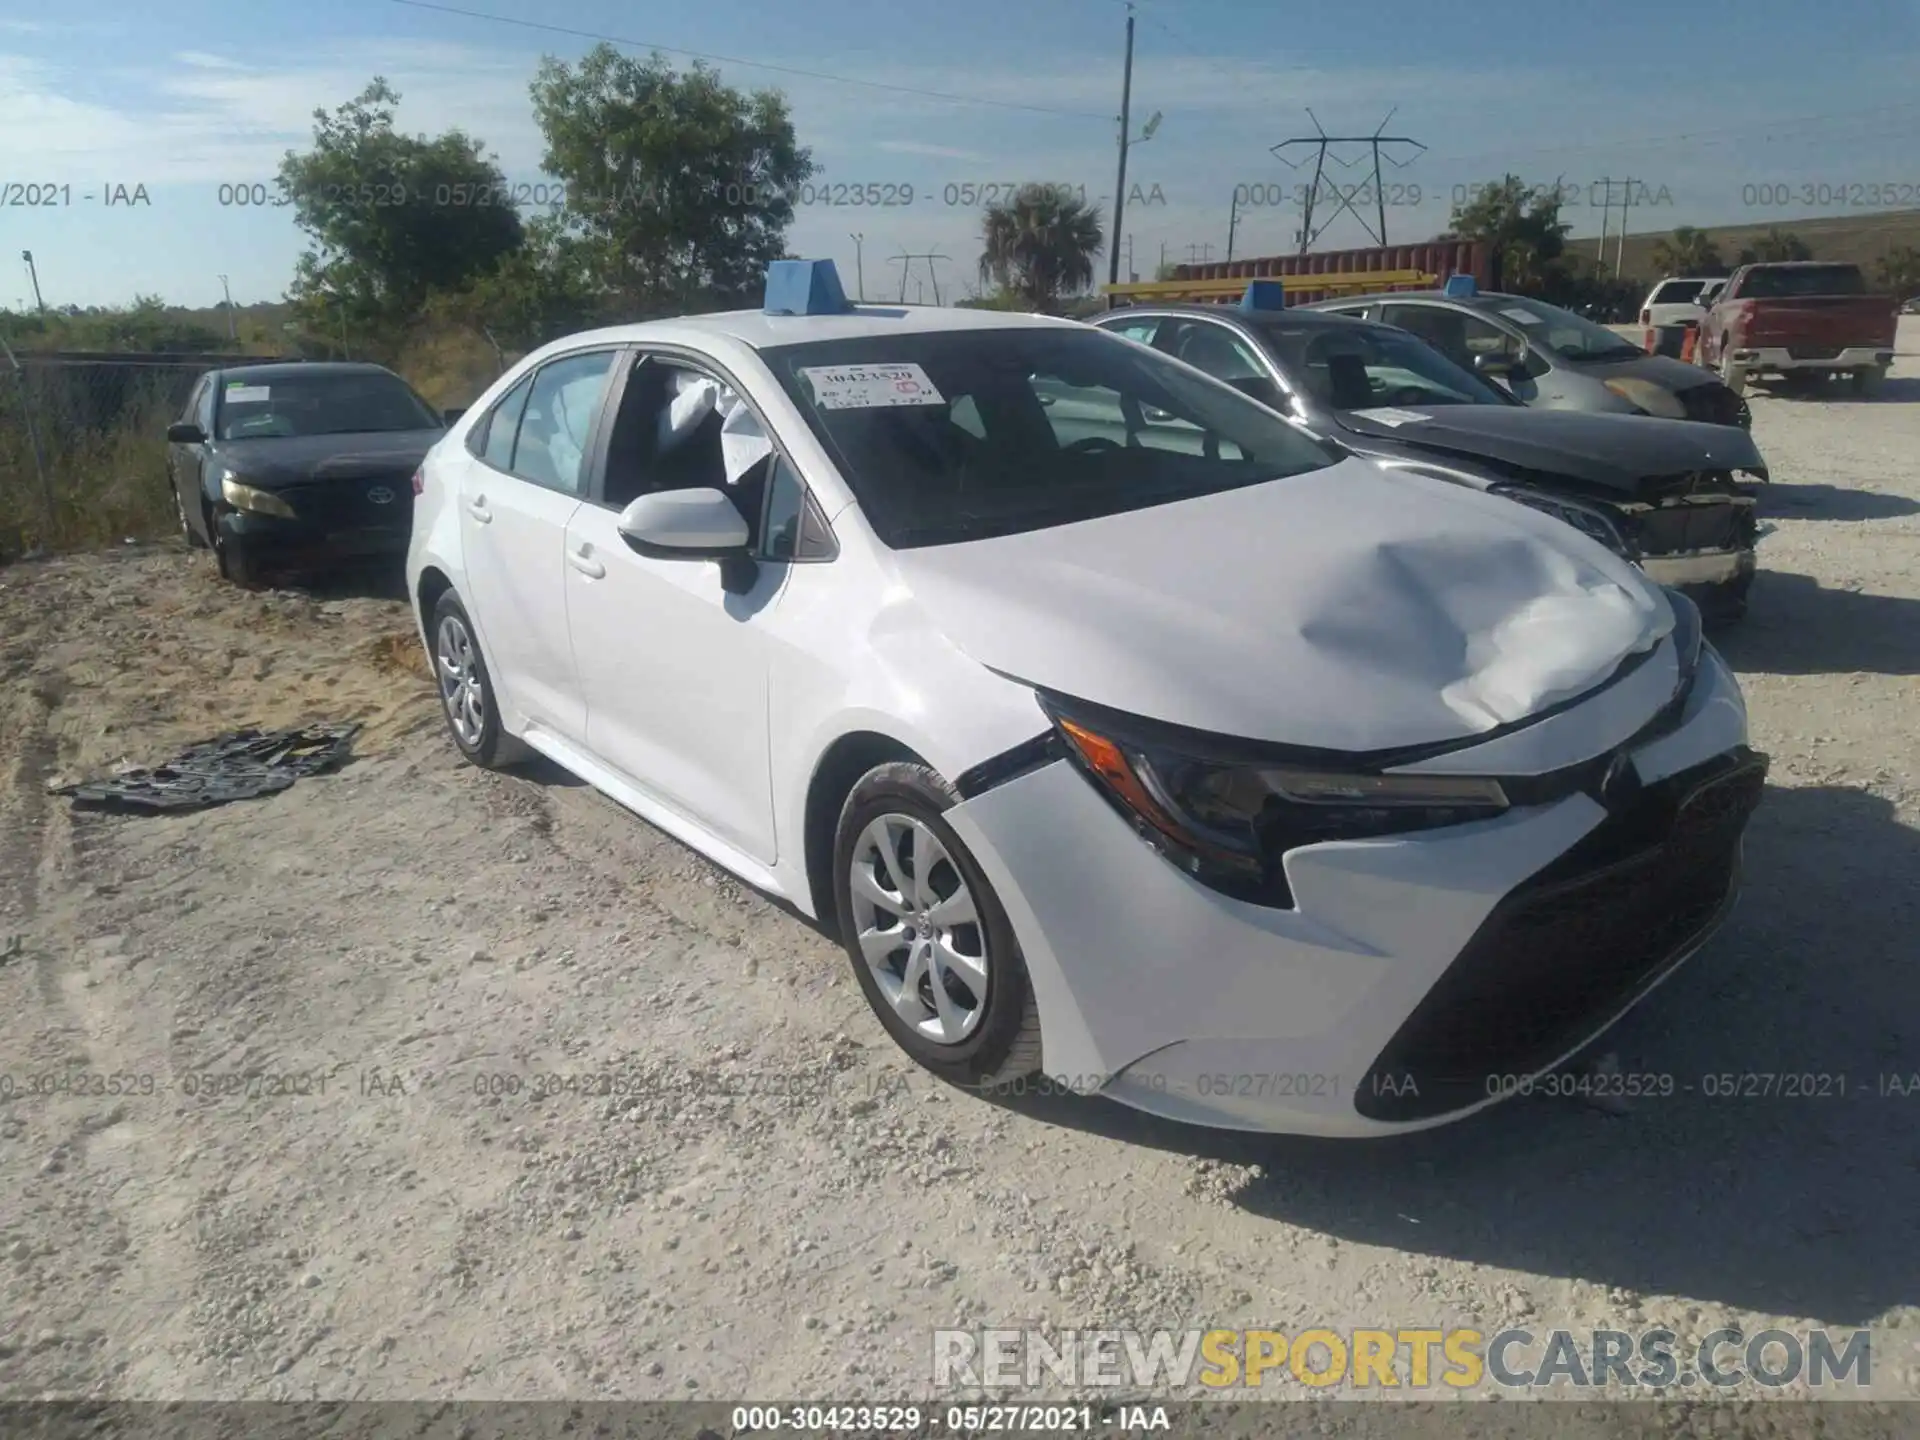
<box><xmin>52</xmin><ymin>723</ymin><xmax>363</xmax><ymax>815</ymax></box>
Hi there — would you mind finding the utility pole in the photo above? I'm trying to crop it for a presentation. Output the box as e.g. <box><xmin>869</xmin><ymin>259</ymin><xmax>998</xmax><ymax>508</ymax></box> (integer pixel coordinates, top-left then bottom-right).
<box><xmin>1594</xmin><ymin>178</ymin><xmax>1612</xmax><ymax>274</ymax></box>
<box><xmin>1159</xmin><ymin>240</ymin><xmax>1167</xmax><ymax>273</ymax></box>
<box><xmin>1270</xmin><ymin>108</ymin><xmax>1425</xmax><ymax>254</ymax></box>
<box><xmin>218</xmin><ymin>274</ymin><xmax>237</xmax><ymax>341</ymax></box>
<box><xmin>1108</xmin><ymin>5</ymin><xmax>1134</xmax><ymax>289</ymax></box>
<box><xmin>847</xmin><ymin>234</ymin><xmax>866</xmax><ymax>302</ymax></box>
<box><xmin>1227</xmin><ymin>189</ymin><xmax>1240</xmax><ymax>262</ymax></box>
<box><xmin>21</xmin><ymin>251</ymin><xmax>44</xmax><ymax>314</ymax></box>
<box><xmin>1186</xmin><ymin>243</ymin><xmax>1215</xmax><ymax>264</ymax></box>
<box><xmin>1615</xmin><ymin>178</ymin><xmax>1632</xmax><ymax>276</ymax></box>
<box><xmin>1124</xmin><ymin>233</ymin><xmax>1135</xmax><ymax>281</ymax></box>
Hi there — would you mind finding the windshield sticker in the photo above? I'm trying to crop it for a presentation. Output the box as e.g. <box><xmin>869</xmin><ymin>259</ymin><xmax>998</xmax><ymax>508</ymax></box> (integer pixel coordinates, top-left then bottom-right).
<box><xmin>224</xmin><ymin>385</ymin><xmax>270</xmax><ymax>403</ymax></box>
<box><xmin>799</xmin><ymin>363</ymin><xmax>946</xmax><ymax>410</ymax></box>
<box><xmin>1500</xmin><ymin>307</ymin><xmax>1543</xmax><ymax>325</ymax></box>
<box><xmin>1351</xmin><ymin>407</ymin><xmax>1431</xmax><ymax>427</ymax></box>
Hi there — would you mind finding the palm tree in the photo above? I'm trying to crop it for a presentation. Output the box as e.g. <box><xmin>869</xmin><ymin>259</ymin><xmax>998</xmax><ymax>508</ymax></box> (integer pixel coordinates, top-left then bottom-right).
<box><xmin>1649</xmin><ymin>226</ymin><xmax>1724</xmax><ymax>276</ymax></box>
<box><xmin>977</xmin><ymin>188</ymin><xmax>1105</xmax><ymax>313</ymax></box>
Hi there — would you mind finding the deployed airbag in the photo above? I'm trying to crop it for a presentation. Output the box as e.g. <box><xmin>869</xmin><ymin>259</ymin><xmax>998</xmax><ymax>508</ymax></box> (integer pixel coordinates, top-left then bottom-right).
<box><xmin>658</xmin><ymin>371</ymin><xmax>774</xmax><ymax>485</ymax></box>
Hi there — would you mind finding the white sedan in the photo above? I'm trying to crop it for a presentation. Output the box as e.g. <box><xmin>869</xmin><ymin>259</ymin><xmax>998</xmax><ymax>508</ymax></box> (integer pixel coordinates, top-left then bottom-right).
<box><xmin>406</xmin><ymin>260</ymin><xmax>1767</xmax><ymax>1136</ymax></box>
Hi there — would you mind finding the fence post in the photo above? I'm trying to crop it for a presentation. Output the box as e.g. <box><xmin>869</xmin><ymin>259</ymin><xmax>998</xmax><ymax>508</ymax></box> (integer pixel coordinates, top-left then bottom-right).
<box><xmin>1</xmin><ymin>338</ymin><xmax>56</xmax><ymax>539</ymax></box>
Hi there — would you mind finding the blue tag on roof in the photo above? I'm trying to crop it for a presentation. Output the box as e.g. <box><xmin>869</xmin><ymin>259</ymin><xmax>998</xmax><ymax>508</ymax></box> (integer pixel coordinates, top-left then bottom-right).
<box><xmin>1443</xmin><ymin>274</ymin><xmax>1477</xmax><ymax>298</ymax></box>
<box><xmin>764</xmin><ymin>259</ymin><xmax>851</xmax><ymax>316</ymax></box>
<box><xmin>1240</xmin><ymin>280</ymin><xmax>1286</xmax><ymax>311</ymax></box>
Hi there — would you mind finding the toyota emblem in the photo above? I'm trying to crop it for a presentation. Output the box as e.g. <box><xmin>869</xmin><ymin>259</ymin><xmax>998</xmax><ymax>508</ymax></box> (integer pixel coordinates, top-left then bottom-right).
<box><xmin>367</xmin><ymin>485</ymin><xmax>395</xmax><ymax>505</ymax></box>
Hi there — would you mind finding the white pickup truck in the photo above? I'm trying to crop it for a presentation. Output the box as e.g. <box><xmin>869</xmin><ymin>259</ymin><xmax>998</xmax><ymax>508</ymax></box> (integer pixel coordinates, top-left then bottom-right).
<box><xmin>1638</xmin><ymin>276</ymin><xmax>1716</xmax><ymax>330</ymax></box>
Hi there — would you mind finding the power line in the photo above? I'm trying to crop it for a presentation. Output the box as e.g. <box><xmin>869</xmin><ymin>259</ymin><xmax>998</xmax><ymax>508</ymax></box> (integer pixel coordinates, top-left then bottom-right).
<box><xmin>384</xmin><ymin>0</ymin><xmax>1110</xmax><ymax>119</ymax></box>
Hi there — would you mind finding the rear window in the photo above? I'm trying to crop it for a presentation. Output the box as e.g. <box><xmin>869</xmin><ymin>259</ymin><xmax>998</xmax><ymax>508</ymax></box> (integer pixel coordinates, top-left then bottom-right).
<box><xmin>1737</xmin><ymin>266</ymin><xmax>1867</xmax><ymax>299</ymax></box>
<box><xmin>1651</xmin><ymin>280</ymin><xmax>1709</xmax><ymax>304</ymax></box>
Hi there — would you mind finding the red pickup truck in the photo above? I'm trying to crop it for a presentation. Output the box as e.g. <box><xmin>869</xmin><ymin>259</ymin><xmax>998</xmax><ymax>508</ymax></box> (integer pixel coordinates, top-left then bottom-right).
<box><xmin>1695</xmin><ymin>261</ymin><xmax>1898</xmax><ymax>395</ymax></box>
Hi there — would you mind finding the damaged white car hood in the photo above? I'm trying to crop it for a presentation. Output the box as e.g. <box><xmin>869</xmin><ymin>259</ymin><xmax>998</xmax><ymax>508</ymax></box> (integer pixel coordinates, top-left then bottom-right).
<box><xmin>890</xmin><ymin>456</ymin><xmax>1674</xmax><ymax>752</ymax></box>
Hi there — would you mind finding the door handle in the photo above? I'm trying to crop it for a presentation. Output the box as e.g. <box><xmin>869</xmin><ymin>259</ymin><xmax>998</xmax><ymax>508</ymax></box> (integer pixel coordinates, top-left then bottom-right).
<box><xmin>467</xmin><ymin>497</ymin><xmax>492</xmax><ymax>523</ymax></box>
<box><xmin>567</xmin><ymin>547</ymin><xmax>605</xmax><ymax>580</ymax></box>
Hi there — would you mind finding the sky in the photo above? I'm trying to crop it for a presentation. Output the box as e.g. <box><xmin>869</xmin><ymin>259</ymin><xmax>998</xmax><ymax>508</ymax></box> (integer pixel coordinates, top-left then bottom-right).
<box><xmin>1</xmin><ymin>0</ymin><xmax>1917</xmax><ymax>310</ymax></box>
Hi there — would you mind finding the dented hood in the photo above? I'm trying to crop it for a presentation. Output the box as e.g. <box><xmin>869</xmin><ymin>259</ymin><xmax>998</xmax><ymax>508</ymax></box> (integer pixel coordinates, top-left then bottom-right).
<box><xmin>1338</xmin><ymin>407</ymin><xmax>1768</xmax><ymax>493</ymax></box>
<box><xmin>891</xmin><ymin>456</ymin><xmax>1674</xmax><ymax>753</ymax></box>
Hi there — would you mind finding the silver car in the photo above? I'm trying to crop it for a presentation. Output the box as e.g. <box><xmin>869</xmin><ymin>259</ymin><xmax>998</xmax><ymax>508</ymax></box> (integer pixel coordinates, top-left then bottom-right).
<box><xmin>1308</xmin><ymin>287</ymin><xmax>1751</xmax><ymax>429</ymax></box>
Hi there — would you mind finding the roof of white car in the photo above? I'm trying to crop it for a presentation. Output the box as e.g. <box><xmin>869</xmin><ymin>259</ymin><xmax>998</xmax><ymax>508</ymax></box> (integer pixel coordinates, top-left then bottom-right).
<box><xmin>547</xmin><ymin>303</ymin><xmax>1085</xmax><ymax>356</ymax></box>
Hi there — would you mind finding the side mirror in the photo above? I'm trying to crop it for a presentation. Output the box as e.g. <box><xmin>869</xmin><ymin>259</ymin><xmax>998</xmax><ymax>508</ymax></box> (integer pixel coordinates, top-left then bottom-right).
<box><xmin>167</xmin><ymin>421</ymin><xmax>206</xmax><ymax>444</ymax></box>
<box><xmin>1473</xmin><ymin>351</ymin><xmax>1520</xmax><ymax>378</ymax></box>
<box><xmin>617</xmin><ymin>488</ymin><xmax>752</xmax><ymax>558</ymax></box>
<box><xmin>442</xmin><ymin>407</ymin><xmax>466</xmax><ymax>425</ymax></box>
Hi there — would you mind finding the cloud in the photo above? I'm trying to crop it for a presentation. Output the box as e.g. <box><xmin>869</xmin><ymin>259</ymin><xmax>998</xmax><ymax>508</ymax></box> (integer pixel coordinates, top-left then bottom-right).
<box><xmin>173</xmin><ymin>51</ymin><xmax>252</xmax><ymax>71</ymax></box>
<box><xmin>874</xmin><ymin>140</ymin><xmax>989</xmax><ymax>162</ymax></box>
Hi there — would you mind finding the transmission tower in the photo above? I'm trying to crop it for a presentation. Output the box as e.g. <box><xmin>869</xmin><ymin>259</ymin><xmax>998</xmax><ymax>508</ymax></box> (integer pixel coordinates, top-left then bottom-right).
<box><xmin>1269</xmin><ymin>108</ymin><xmax>1426</xmax><ymax>254</ymax></box>
<box><xmin>889</xmin><ymin>252</ymin><xmax>950</xmax><ymax>304</ymax></box>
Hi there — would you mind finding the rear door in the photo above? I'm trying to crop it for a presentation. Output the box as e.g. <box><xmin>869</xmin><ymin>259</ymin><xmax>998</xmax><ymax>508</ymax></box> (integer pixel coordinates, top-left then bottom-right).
<box><xmin>453</xmin><ymin>347</ymin><xmax>620</xmax><ymax>742</ymax></box>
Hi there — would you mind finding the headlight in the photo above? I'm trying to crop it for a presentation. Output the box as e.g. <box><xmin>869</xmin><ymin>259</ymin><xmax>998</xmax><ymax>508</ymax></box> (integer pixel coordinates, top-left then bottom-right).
<box><xmin>1665</xmin><ymin>587</ymin><xmax>1703</xmax><ymax>687</ymax></box>
<box><xmin>221</xmin><ymin>473</ymin><xmax>296</xmax><ymax>518</ymax></box>
<box><xmin>1488</xmin><ymin>484</ymin><xmax>1630</xmax><ymax>556</ymax></box>
<box><xmin>1602</xmin><ymin>377</ymin><xmax>1687</xmax><ymax>419</ymax></box>
<box><xmin>1047</xmin><ymin>704</ymin><xmax>1509</xmax><ymax>908</ymax></box>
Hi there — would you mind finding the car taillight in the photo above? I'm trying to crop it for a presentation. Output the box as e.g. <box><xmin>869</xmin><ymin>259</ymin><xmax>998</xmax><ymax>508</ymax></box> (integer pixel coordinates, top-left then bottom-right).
<box><xmin>411</xmin><ymin>466</ymin><xmax>425</xmax><ymax>496</ymax></box>
<box><xmin>1639</xmin><ymin>308</ymin><xmax>1651</xmax><ymax>325</ymax></box>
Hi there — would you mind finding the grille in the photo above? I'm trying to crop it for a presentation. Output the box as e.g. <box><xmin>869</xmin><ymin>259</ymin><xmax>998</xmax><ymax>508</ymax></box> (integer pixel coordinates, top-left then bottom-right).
<box><xmin>1356</xmin><ymin>750</ymin><xmax>1768</xmax><ymax>1122</ymax></box>
<box><xmin>279</xmin><ymin>473</ymin><xmax>413</xmax><ymax>532</ymax></box>
<box><xmin>1675</xmin><ymin>381</ymin><xmax>1747</xmax><ymax>428</ymax></box>
<box><xmin>1630</xmin><ymin>498</ymin><xmax>1755</xmax><ymax>557</ymax></box>
<box><xmin>1787</xmin><ymin>344</ymin><xmax>1841</xmax><ymax>361</ymax></box>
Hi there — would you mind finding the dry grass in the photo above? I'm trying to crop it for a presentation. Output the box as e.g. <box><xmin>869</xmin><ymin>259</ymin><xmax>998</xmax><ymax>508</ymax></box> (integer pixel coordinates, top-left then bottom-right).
<box><xmin>1</xmin><ymin>394</ymin><xmax>180</xmax><ymax>555</ymax></box>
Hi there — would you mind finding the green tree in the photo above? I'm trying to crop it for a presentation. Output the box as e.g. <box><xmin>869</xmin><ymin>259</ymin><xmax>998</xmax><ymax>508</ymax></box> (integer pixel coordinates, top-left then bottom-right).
<box><xmin>1649</xmin><ymin>226</ymin><xmax>1725</xmax><ymax>276</ymax></box>
<box><xmin>1446</xmin><ymin>175</ymin><xmax>1570</xmax><ymax>292</ymax></box>
<box><xmin>1738</xmin><ymin>228</ymin><xmax>1814</xmax><ymax>264</ymax></box>
<box><xmin>1876</xmin><ymin>245</ymin><xmax>1920</xmax><ymax>298</ymax></box>
<box><xmin>977</xmin><ymin>187</ymin><xmax>1105</xmax><ymax>313</ymax></box>
<box><xmin>530</xmin><ymin>45</ymin><xmax>814</xmax><ymax>314</ymax></box>
<box><xmin>277</xmin><ymin>79</ymin><xmax>525</xmax><ymax>351</ymax></box>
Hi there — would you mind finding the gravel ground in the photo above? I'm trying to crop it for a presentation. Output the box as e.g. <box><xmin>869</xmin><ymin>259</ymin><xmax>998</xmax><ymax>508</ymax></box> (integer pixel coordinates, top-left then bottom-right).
<box><xmin>1</xmin><ymin>322</ymin><xmax>1917</xmax><ymax>1409</ymax></box>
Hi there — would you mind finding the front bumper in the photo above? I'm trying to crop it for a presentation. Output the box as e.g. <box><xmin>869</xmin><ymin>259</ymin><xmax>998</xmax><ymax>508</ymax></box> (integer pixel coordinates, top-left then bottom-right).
<box><xmin>1732</xmin><ymin>346</ymin><xmax>1892</xmax><ymax>373</ymax></box>
<box><xmin>218</xmin><ymin>509</ymin><xmax>410</xmax><ymax>566</ymax></box>
<box><xmin>943</xmin><ymin>646</ymin><xmax>1760</xmax><ymax>1137</ymax></box>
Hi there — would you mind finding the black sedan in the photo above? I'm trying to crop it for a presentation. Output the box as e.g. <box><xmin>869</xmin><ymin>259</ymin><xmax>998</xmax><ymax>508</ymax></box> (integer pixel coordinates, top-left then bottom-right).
<box><xmin>166</xmin><ymin>362</ymin><xmax>453</xmax><ymax>586</ymax></box>
<box><xmin>1089</xmin><ymin>302</ymin><xmax>1770</xmax><ymax>620</ymax></box>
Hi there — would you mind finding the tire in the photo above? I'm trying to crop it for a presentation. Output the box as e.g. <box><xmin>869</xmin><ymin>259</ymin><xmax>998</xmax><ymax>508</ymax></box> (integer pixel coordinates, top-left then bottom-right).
<box><xmin>1853</xmin><ymin>365</ymin><xmax>1886</xmax><ymax>397</ymax></box>
<box><xmin>214</xmin><ymin>528</ymin><xmax>262</xmax><ymax>588</ymax></box>
<box><xmin>429</xmin><ymin>590</ymin><xmax>519</xmax><ymax>769</ymax></box>
<box><xmin>832</xmin><ymin>762</ymin><xmax>1042</xmax><ymax>1088</ymax></box>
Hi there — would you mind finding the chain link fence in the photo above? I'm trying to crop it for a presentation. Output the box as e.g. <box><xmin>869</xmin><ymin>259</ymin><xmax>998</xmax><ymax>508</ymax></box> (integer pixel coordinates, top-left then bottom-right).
<box><xmin>0</xmin><ymin>324</ymin><xmax>517</xmax><ymax>563</ymax></box>
<box><xmin>0</xmin><ymin>344</ymin><xmax>229</xmax><ymax>559</ymax></box>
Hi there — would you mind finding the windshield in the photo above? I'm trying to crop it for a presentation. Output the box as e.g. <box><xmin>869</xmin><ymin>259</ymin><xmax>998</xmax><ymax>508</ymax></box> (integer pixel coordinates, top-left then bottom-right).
<box><xmin>1261</xmin><ymin>323</ymin><xmax>1513</xmax><ymax>410</ymax></box>
<box><xmin>215</xmin><ymin>371</ymin><xmax>442</xmax><ymax>441</ymax></box>
<box><xmin>1737</xmin><ymin>265</ymin><xmax>1867</xmax><ymax>298</ymax></box>
<box><xmin>1484</xmin><ymin>296</ymin><xmax>1644</xmax><ymax>362</ymax></box>
<box><xmin>760</xmin><ymin>327</ymin><xmax>1338</xmax><ymax>548</ymax></box>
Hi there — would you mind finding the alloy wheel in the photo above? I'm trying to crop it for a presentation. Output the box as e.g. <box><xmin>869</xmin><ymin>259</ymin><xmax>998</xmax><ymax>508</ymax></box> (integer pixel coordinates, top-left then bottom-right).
<box><xmin>435</xmin><ymin>613</ymin><xmax>487</xmax><ymax>748</ymax></box>
<box><xmin>846</xmin><ymin>813</ymin><xmax>991</xmax><ymax>1045</ymax></box>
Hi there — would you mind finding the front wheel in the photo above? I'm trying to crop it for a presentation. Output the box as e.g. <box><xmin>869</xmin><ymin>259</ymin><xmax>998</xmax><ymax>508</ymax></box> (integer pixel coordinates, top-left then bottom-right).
<box><xmin>833</xmin><ymin>762</ymin><xmax>1041</xmax><ymax>1087</ymax></box>
<box><xmin>213</xmin><ymin>527</ymin><xmax>261</xmax><ymax>588</ymax></box>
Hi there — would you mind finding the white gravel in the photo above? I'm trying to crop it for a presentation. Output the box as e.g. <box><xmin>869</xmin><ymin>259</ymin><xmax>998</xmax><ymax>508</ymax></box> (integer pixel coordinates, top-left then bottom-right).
<box><xmin>1</xmin><ymin>320</ymin><xmax>1917</xmax><ymax>1407</ymax></box>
